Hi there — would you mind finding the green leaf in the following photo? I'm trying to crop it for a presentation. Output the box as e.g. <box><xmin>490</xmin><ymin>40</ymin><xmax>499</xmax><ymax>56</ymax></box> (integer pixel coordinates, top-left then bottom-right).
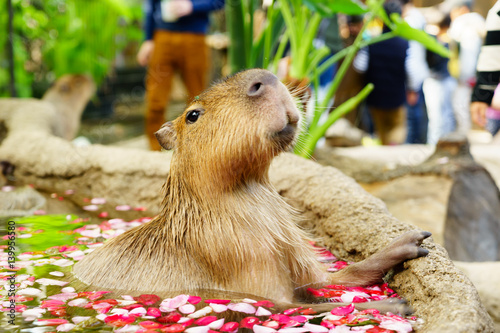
<box><xmin>102</xmin><ymin>0</ymin><xmax>133</xmax><ymax>21</ymax></box>
<box><xmin>390</xmin><ymin>13</ymin><xmax>451</xmax><ymax>58</ymax></box>
<box><xmin>308</xmin><ymin>316</ymin><xmax>325</xmax><ymax>325</ymax></box>
<box><xmin>7</xmin><ymin>215</ymin><xmax>85</xmax><ymax>252</ymax></box>
<box><xmin>304</xmin><ymin>0</ymin><xmax>368</xmax><ymax>16</ymax></box>
<box><xmin>347</xmin><ymin>320</ymin><xmax>380</xmax><ymax>327</ymax></box>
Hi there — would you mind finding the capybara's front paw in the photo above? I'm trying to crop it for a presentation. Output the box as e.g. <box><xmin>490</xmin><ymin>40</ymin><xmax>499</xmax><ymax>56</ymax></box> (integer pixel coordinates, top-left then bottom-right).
<box><xmin>386</xmin><ymin>230</ymin><xmax>432</xmax><ymax>262</ymax></box>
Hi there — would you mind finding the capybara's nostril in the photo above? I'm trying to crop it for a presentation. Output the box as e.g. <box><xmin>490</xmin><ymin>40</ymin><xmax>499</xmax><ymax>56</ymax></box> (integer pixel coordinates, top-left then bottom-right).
<box><xmin>247</xmin><ymin>82</ymin><xmax>263</xmax><ymax>96</ymax></box>
<box><xmin>247</xmin><ymin>72</ymin><xmax>278</xmax><ymax>97</ymax></box>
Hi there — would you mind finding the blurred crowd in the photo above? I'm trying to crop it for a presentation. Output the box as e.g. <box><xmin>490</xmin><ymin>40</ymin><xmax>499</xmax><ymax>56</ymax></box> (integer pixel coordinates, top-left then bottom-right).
<box><xmin>137</xmin><ymin>0</ymin><xmax>499</xmax><ymax>150</ymax></box>
<box><xmin>315</xmin><ymin>0</ymin><xmax>500</xmax><ymax>146</ymax></box>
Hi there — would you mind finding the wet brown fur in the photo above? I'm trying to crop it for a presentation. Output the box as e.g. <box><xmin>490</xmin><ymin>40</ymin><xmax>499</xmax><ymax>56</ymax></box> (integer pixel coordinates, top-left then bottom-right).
<box><xmin>73</xmin><ymin>69</ymin><xmax>430</xmax><ymax>310</ymax></box>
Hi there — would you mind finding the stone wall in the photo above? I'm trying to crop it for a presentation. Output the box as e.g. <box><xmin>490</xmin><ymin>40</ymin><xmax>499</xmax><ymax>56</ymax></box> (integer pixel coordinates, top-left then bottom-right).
<box><xmin>0</xmin><ymin>99</ymin><xmax>494</xmax><ymax>332</ymax></box>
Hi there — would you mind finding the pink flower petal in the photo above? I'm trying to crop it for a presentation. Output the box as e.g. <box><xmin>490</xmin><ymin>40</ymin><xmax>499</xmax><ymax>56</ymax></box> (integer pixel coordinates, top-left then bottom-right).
<box><xmin>48</xmin><ymin>293</ymin><xmax>78</xmax><ymax>301</ymax></box>
<box><xmin>68</xmin><ymin>298</ymin><xmax>88</xmax><ymax>307</ymax></box>
<box><xmin>71</xmin><ymin>316</ymin><xmax>91</xmax><ymax>324</ymax></box>
<box><xmin>379</xmin><ymin>319</ymin><xmax>413</xmax><ymax>332</ymax></box>
<box><xmin>37</xmin><ymin>318</ymin><xmax>69</xmax><ymax>326</ymax></box>
<box><xmin>255</xmin><ymin>307</ymin><xmax>272</xmax><ymax>316</ymax></box>
<box><xmin>185</xmin><ymin>327</ymin><xmax>210</xmax><ymax>333</ymax></box>
<box><xmin>129</xmin><ymin>307</ymin><xmax>147</xmax><ymax>317</ymax></box>
<box><xmin>209</xmin><ymin>303</ymin><xmax>228</xmax><ymax>313</ymax></box>
<box><xmin>209</xmin><ymin>318</ymin><xmax>225</xmax><ymax>330</ymax></box>
<box><xmin>17</xmin><ymin>288</ymin><xmax>44</xmax><ymax>297</ymax></box>
<box><xmin>188</xmin><ymin>306</ymin><xmax>213</xmax><ymax>318</ymax></box>
<box><xmin>115</xmin><ymin>205</ymin><xmax>131</xmax><ymax>211</ymax></box>
<box><xmin>22</xmin><ymin>309</ymin><xmax>46</xmax><ymax>318</ymax></box>
<box><xmin>302</xmin><ymin>323</ymin><xmax>328</xmax><ymax>332</ymax></box>
<box><xmin>227</xmin><ymin>302</ymin><xmax>256</xmax><ymax>314</ymax></box>
<box><xmin>36</xmin><ymin>278</ymin><xmax>69</xmax><ymax>286</ymax></box>
<box><xmin>330</xmin><ymin>303</ymin><xmax>355</xmax><ymax>316</ymax></box>
<box><xmin>91</xmin><ymin>198</ymin><xmax>107</xmax><ymax>205</ymax></box>
<box><xmin>253</xmin><ymin>325</ymin><xmax>277</xmax><ymax>333</ymax></box>
<box><xmin>278</xmin><ymin>328</ymin><xmax>308</xmax><ymax>333</ymax></box>
<box><xmin>166</xmin><ymin>295</ymin><xmax>189</xmax><ymax>309</ymax></box>
<box><xmin>179</xmin><ymin>304</ymin><xmax>196</xmax><ymax>314</ymax></box>
<box><xmin>56</xmin><ymin>323</ymin><xmax>76</xmax><ymax>332</ymax></box>
<box><xmin>83</xmin><ymin>205</ymin><xmax>99</xmax><ymax>211</ymax></box>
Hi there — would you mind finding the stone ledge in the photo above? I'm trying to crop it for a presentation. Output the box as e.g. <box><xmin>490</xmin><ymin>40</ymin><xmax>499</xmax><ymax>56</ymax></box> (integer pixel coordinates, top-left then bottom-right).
<box><xmin>0</xmin><ymin>99</ymin><xmax>494</xmax><ymax>332</ymax></box>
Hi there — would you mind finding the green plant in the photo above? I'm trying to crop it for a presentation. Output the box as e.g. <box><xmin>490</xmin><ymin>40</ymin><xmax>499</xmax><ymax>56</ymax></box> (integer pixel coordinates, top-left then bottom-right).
<box><xmin>225</xmin><ymin>0</ymin><xmax>450</xmax><ymax>158</ymax></box>
<box><xmin>0</xmin><ymin>0</ymin><xmax>143</xmax><ymax>98</ymax></box>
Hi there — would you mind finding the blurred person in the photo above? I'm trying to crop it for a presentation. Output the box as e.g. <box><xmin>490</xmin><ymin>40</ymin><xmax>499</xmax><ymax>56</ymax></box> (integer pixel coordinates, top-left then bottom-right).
<box><xmin>137</xmin><ymin>0</ymin><xmax>225</xmax><ymax>150</ymax></box>
<box><xmin>446</xmin><ymin>0</ymin><xmax>486</xmax><ymax>135</ymax></box>
<box><xmin>402</xmin><ymin>0</ymin><xmax>430</xmax><ymax>144</ymax></box>
<box><xmin>423</xmin><ymin>15</ymin><xmax>458</xmax><ymax>144</ymax></box>
<box><xmin>486</xmin><ymin>84</ymin><xmax>500</xmax><ymax>138</ymax></box>
<box><xmin>353</xmin><ymin>0</ymin><xmax>421</xmax><ymax>145</ymax></box>
<box><xmin>470</xmin><ymin>0</ymin><xmax>500</xmax><ymax>140</ymax></box>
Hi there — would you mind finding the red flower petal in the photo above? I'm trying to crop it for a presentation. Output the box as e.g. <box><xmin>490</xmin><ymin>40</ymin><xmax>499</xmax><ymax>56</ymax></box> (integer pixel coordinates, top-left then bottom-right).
<box><xmin>194</xmin><ymin>316</ymin><xmax>218</xmax><ymax>326</ymax></box>
<box><xmin>240</xmin><ymin>316</ymin><xmax>261</xmax><ymax>329</ymax></box>
<box><xmin>161</xmin><ymin>323</ymin><xmax>185</xmax><ymax>332</ymax></box>
<box><xmin>270</xmin><ymin>314</ymin><xmax>291</xmax><ymax>324</ymax></box>
<box><xmin>298</xmin><ymin>308</ymin><xmax>316</xmax><ymax>315</ymax></box>
<box><xmin>204</xmin><ymin>299</ymin><xmax>230</xmax><ymax>305</ymax></box>
<box><xmin>261</xmin><ymin>320</ymin><xmax>280</xmax><ymax>329</ymax></box>
<box><xmin>252</xmin><ymin>300</ymin><xmax>275</xmax><ymax>308</ymax></box>
<box><xmin>283</xmin><ymin>307</ymin><xmax>301</xmax><ymax>315</ymax></box>
<box><xmin>306</xmin><ymin>288</ymin><xmax>324</xmax><ymax>297</ymax></box>
<box><xmin>188</xmin><ymin>296</ymin><xmax>202</xmax><ymax>305</ymax></box>
<box><xmin>104</xmin><ymin>314</ymin><xmax>136</xmax><ymax>327</ymax></box>
<box><xmin>147</xmin><ymin>307</ymin><xmax>162</xmax><ymax>317</ymax></box>
<box><xmin>220</xmin><ymin>322</ymin><xmax>239</xmax><ymax>332</ymax></box>
<box><xmin>88</xmin><ymin>291</ymin><xmax>111</xmax><ymax>301</ymax></box>
<box><xmin>158</xmin><ymin>312</ymin><xmax>182</xmax><ymax>324</ymax></box>
<box><xmin>93</xmin><ymin>299</ymin><xmax>118</xmax><ymax>306</ymax></box>
<box><xmin>134</xmin><ymin>294</ymin><xmax>161</xmax><ymax>306</ymax></box>
<box><xmin>140</xmin><ymin>321</ymin><xmax>164</xmax><ymax>329</ymax></box>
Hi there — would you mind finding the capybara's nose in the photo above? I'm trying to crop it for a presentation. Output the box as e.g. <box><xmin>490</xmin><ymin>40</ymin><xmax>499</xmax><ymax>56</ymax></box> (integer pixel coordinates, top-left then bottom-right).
<box><xmin>246</xmin><ymin>71</ymin><xmax>278</xmax><ymax>97</ymax></box>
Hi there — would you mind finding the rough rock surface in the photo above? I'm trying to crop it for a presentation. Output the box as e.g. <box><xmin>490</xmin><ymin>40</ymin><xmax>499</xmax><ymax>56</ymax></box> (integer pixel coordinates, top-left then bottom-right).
<box><xmin>270</xmin><ymin>154</ymin><xmax>494</xmax><ymax>333</ymax></box>
<box><xmin>0</xmin><ymin>100</ymin><xmax>494</xmax><ymax>332</ymax></box>
<box><xmin>454</xmin><ymin>261</ymin><xmax>500</xmax><ymax>332</ymax></box>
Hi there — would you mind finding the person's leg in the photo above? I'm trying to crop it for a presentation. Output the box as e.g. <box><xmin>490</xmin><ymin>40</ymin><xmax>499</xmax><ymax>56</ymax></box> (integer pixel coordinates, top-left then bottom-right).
<box><xmin>452</xmin><ymin>83</ymin><xmax>472</xmax><ymax>135</ymax></box>
<box><xmin>369</xmin><ymin>106</ymin><xmax>406</xmax><ymax>145</ymax></box>
<box><xmin>145</xmin><ymin>31</ymin><xmax>176</xmax><ymax>151</ymax></box>
<box><xmin>423</xmin><ymin>77</ymin><xmax>443</xmax><ymax>145</ymax></box>
<box><xmin>486</xmin><ymin>118</ymin><xmax>500</xmax><ymax>137</ymax></box>
<box><xmin>440</xmin><ymin>76</ymin><xmax>458</xmax><ymax>137</ymax></box>
<box><xmin>178</xmin><ymin>33</ymin><xmax>209</xmax><ymax>101</ymax></box>
<box><xmin>405</xmin><ymin>88</ymin><xmax>427</xmax><ymax>144</ymax></box>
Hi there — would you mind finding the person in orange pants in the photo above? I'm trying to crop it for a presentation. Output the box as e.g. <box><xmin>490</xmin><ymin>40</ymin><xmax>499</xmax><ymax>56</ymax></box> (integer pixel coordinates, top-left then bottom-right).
<box><xmin>137</xmin><ymin>0</ymin><xmax>224</xmax><ymax>150</ymax></box>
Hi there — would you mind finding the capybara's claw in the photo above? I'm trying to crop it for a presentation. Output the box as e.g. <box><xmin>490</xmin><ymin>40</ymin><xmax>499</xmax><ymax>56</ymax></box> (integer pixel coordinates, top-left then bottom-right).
<box><xmin>417</xmin><ymin>247</ymin><xmax>430</xmax><ymax>258</ymax></box>
<box><xmin>384</xmin><ymin>230</ymin><xmax>432</xmax><ymax>262</ymax></box>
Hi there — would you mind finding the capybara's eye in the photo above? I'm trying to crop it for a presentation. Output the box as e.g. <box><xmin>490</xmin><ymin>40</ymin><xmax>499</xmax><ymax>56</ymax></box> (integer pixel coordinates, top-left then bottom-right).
<box><xmin>186</xmin><ymin>110</ymin><xmax>201</xmax><ymax>124</ymax></box>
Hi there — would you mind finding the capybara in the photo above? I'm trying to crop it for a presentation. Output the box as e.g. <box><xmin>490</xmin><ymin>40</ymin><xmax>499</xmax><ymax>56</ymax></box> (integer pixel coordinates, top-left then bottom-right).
<box><xmin>73</xmin><ymin>69</ymin><xmax>430</xmax><ymax>310</ymax></box>
<box><xmin>42</xmin><ymin>74</ymin><xmax>95</xmax><ymax>140</ymax></box>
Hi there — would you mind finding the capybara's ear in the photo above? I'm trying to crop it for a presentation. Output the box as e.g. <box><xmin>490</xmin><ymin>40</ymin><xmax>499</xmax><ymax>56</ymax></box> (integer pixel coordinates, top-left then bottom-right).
<box><xmin>155</xmin><ymin>122</ymin><xmax>177</xmax><ymax>150</ymax></box>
